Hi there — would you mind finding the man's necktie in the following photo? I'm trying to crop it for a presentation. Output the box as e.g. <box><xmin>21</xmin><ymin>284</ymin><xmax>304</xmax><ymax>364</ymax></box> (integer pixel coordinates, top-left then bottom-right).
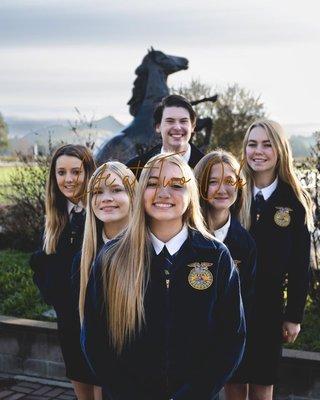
<box><xmin>160</xmin><ymin>246</ymin><xmax>173</xmax><ymax>289</ymax></box>
<box><xmin>254</xmin><ymin>191</ymin><xmax>266</xmax><ymax>221</ymax></box>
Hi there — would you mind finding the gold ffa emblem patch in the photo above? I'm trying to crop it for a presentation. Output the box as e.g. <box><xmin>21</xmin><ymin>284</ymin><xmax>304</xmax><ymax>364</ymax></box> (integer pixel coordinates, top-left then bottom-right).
<box><xmin>274</xmin><ymin>207</ymin><xmax>292</xmax><ymax>227</ymax></box>
<box><xmin>187</xmin><ymin>262</ymin><xmax>213</xmax><ymax>290</ymax></box>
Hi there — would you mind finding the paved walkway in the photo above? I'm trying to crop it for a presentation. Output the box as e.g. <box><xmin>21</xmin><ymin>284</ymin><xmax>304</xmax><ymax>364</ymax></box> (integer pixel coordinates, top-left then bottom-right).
<box><xmin>0</xmin><ymin>375</ymin><xmax>76</xmax><ymax>400</ymax></box>
<box><xmin>1</xmin><ymin>374</ymin><xmax>320</xmax><ymax>400</ymax></box>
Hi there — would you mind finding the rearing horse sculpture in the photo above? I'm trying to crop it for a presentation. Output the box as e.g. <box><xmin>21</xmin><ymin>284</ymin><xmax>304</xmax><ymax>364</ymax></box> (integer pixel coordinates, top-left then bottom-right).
<box><xmin>96</xmin><ymin>48</ymin><xmax>188</xmax><ymax>164</ymax></box>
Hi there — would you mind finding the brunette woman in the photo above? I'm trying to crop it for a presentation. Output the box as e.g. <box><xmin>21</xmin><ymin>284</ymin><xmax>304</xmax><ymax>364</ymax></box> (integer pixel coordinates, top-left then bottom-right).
<box><xmin>30</xmin><ymin>144</ymin><xmax>97</xmax><ymax>399</ymax></box>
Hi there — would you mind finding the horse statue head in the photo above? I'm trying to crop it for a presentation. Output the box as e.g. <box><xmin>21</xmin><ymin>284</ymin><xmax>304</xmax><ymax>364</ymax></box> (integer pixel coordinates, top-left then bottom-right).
<box><xmin>128</xmin><ymin>47</ymin><xmax>188</xmax><ymax>117</ymax></box>
<box><xmin>95</xmin><ymin>48</ymin><xmax>189</xmax><ymax>164</ymax></box>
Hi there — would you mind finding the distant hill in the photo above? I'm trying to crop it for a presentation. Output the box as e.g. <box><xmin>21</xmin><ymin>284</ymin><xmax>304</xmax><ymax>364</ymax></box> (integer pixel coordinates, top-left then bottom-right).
<box><xmin>289</xmin><ymin>134</ymin><xmax>316</xmax><ymax>158</ymax></box>
<box><xmin>7</xmin><ymin>116</ymin><xmax>124</xmax><ymax>155</ymax></box>
<box><xmin>284</xmin><ymin>123</ymin><xmax>320</xmax><ymax>138</ymax></box>
<box><xmin>5</xmin><ymin>116</ymin><xmax>319</xmax><ymax>158</ymax></box>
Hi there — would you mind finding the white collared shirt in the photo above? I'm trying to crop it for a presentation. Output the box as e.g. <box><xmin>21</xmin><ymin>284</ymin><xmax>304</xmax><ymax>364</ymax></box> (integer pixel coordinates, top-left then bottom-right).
<box><xmin>149</xmin><ymin>225</ymin><xmax>189</xmax><ymax>256</ymax></box>
<box><xmin>214</xmin><ymin>214</ymin><xmax>231</xmax><ymax>243</ymax></box>
<box><xmin>102</xmin><ymin>230</ymin><xmax>110</xmax><ymax>244</ymax></box>
<box><xmin>160</xmin><ymin>143</ymin><xmax>191</xmax><ymax>163</ymax></box>
<box><xmin>67</xmin><ymin>200</ymin><xmax>84</xmax><ymax>220</ymax></box>
<box><xmin>253</xmin><ymin>177</ymin><xmax>278</xmax><ymax>201</ymax></box>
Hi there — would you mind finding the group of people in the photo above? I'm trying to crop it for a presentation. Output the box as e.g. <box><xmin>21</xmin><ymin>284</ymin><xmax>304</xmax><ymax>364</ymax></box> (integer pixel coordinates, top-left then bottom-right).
<box><xmin>30</xmin><ymin>95</ymin><xmax>313</xmax><ymax>400</ymax></box>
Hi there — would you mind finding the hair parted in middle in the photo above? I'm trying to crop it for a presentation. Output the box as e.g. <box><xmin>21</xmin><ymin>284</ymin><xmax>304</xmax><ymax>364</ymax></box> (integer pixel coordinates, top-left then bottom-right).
<box><xmin>194</xmin><ymin>149</ymin><xmax>249</xmax><ymax>230</ymax></box>
<box><xmin>153</xmin><ymin>94</ymin><xmax>197</xmax><ymax>128</ymax></box>
<box><xmin>44</xmin><ymin>144</ymin><xmax>96</xmax><ymax>255</ymax></box>
<box><xmin>99</xmin><ymin>153</ymin><xmax>212</xmax><ymax>354</ymax></box>
<box><xmin>242</xmin><ymin>118</ymin><xmax>313</xmax><ymax>230</ymax></box>
<box><xmin>79</xmin><ymin>161</ymin><xmax>137</xmax><ymax>322</ymax></box>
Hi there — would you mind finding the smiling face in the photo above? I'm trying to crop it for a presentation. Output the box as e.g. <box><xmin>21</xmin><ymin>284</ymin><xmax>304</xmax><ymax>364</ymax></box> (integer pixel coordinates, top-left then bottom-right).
<box><xmin>156</xmin><ymin>106</ymin><xmax>193</xmax><ymax>152</ymax></box>
<box><xmin>143</xmin><ymin>160</ymin><xmax>189</xmax><ymax>228</ymax></box>
<box><xmin>246</xmin><ymin>126</ymin><xmax>278</xmax><ymax>174</ymax></box>
<box><xmin>55</xmin><ymin>155</ymin><xmax>85</xmax><ymax>201</ymax></box>
<box><xmin>207</xmin><ymin>162</ymin><xmax>238</xmax><ymax>212</ymax></box>
<box><xmin>91</xmin><ymin>171</ymin><xmax>130</xmax><ymax>225</ymax></box>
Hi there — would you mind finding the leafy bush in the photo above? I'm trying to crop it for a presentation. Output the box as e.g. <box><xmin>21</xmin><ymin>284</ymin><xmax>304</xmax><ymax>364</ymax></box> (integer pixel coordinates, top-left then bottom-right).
<box><xmin>285</xmin><ymin>301</ymin><xmax>320</xmax><ymax>352</ymax></box>
<box><xmin>0</xmin><ymin>249</ymin><xmax>50</xmax><ymax>319</ymax></box>
<box><xmin>0</xmin><ymin>158</ymin><xmax>48</xmax><ymax>250</ymax></box>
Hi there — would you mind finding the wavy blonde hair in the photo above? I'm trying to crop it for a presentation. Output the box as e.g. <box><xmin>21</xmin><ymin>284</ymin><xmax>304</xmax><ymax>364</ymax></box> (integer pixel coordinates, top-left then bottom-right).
<box><xmin>43</xmin><ymin>145</ymin><xmax>95</xmax><ymax>254</ymax></box>
<box><xmin>79</xmin><ymin>161</ymin><xmax>137</xmax><ymax>322</ymax></box>
<box><xmin>194</xmin><ymin>149</ymin><xmax>249</xmax><ymax>230</ymax></box>
<box><xmin>241</xmin><ymin>119</ymin><xmax>313</xmax><ymax>230</ymax></box>
<box><xmin>100</xmin><ymin>153</ymin><xmax>212</xmax><ymax>354</ymax></box>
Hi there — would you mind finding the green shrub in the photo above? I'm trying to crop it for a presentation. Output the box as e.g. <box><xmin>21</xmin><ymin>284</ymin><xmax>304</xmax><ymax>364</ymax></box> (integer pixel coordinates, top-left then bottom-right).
<box><xmin>0</xmin><ymin>160</ymin><xmax>48</xmax><ymax>250</ymax></box>
<box><xmin>0</xmin><ymin>249</ymin><xmax>50</xmax><ymax>319</ymax></box>
<box><xmin>285</xmin><ymin>301</ymin><xmax>320</xmax><ymax>352</ymax></box>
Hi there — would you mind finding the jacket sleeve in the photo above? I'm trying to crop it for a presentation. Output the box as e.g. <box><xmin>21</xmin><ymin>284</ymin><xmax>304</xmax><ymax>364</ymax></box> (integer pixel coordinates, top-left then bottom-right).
<box><xmin>81</xmin><ymin>253</ymin><xmax>115</xmax><ymax>387</ymax></box>
<box><xmin>284</xmin><ymin>206</ymin><xmax>311</xmax><ymax>323</ymax></box>
<box><xmin>173</xmin><ymin>248</ymin><xmax>246</xmax><ymax>400</ymax></box>
<box><xmin>70</xmin><ymin>251</ymin><xmax>82</xmax><ymax>315</ymax></box>
<box><xmin>241</xmin><ymin>236</ymin><xmax>257</xmax><ymax>323</ymax></box>
<box><xmin>29</xmin><ymin>230</ymin><xmax>58</xmax><ymax>306</ymax></box>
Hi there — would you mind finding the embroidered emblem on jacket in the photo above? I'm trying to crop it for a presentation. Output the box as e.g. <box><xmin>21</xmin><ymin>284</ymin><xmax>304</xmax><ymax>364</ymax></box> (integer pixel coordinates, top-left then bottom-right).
<box><xmin>187</xmin><ymin>262</ymin><xmax>213</xmax><ymax>290</ymax></box>
<box><xmin>274</xmin><ymin>207</ymin><xmax>292</xmax><ymax>227</ymax></box>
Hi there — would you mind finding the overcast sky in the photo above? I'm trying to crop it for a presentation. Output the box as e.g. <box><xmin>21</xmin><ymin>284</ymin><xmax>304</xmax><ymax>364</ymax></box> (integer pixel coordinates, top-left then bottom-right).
<box><xmin>1</xmin><ymin>0</ymin><xmax>319</xmax><ymax>131</ymax></box>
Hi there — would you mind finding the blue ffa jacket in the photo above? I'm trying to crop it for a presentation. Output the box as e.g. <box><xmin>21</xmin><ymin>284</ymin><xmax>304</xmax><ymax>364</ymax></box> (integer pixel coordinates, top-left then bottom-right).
<box><xmin>29</xmin><ymin>213</ymin><xmax>85</xmax><ymax>310</ymax></box>
<box><xmin>81</xmin><ymin>229</ymin><xmax>246</xmax><ymax>400</ymax></box>
<box><xmin>250</xmin><ymin>179</ymin><xmax>311</xmax><ymax>324</ymax></box>
<box><xmin>224</xmin><ymin>216</ymin><xmax>257</xmax><ymax>323</ymax></box>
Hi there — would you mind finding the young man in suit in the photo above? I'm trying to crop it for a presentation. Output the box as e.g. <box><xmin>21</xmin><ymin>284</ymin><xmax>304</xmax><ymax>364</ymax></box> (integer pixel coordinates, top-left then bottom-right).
<box><xmin>127</xmin><ymin>94</ymin><xmax>204</xmax><ymax>179</ymax></box>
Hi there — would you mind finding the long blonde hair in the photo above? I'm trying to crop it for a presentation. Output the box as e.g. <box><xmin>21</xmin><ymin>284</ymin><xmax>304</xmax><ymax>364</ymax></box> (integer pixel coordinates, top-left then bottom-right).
<box><xmin>79</xmin><ymin>162</ymin><xmax>137</xmax><ymax>322</ymax></box>
<box><xmin>101</xmin><ymin>153</ymin><xmax>212</xmax><ymax>354</ymax></box>
<box><xmin>194</xmin><ymin>149</ymin><xmax>249</xmax><ymax>230</ymax></box>
<box><xmin>43</xmin><ymin>145</ymin><xmax>95</xmax><ymax>254</ymax></box>
<box><xmin>242</xmin><ymin>119</ymin><xmax>313</xmax><ymax>230</ymax></box>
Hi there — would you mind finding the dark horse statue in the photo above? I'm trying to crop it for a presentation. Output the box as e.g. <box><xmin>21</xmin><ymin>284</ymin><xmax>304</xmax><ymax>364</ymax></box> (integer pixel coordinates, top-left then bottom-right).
<box><xmin>95</xmin><ymin>48</ymin><xmax>188</xmax><ymax>164</ymax></box>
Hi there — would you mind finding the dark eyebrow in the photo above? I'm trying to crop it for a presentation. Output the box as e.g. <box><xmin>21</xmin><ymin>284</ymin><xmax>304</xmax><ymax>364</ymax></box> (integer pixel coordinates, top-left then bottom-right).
<box><xmin>247</xmin><ymin>139</ymin><xmax>271</xmax><ymax>143</ymax></box>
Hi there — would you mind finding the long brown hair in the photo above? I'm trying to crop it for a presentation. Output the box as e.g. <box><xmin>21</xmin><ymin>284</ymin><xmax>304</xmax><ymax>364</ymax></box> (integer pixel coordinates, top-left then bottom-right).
<box><xmin>242</xmin><ymin>119</ymin><xmax>313</xmax><ymax>230</ymax></box>
<box><xmin>79</xmin><ymin>162</ymin><xmax>137</xmax><ymax>322</ymax></box>
<box><xmin>101</xmin><ymin>153</ymin><xmax>212</xmax><ymax>354</ymax></box>
<box><xmin>194</xmin><ymin>149</ymin><xmax>249</xmax><ymax>229</ymax></box>
<box><xmin>43</xmin><ymin>144</ymin><xmax>95</xmax><ymax>254</ymax></box>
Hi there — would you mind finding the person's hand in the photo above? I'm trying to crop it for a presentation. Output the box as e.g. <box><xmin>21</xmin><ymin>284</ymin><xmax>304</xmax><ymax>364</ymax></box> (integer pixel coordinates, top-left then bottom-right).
<box><xmin>282</xmin><ymin>321</ymin><xmax>301</xmax><ymax>343</ymax></box>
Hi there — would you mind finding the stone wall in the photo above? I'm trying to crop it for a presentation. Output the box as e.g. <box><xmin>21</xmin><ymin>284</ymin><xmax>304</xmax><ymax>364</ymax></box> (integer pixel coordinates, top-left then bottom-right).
<box><xmin>0</xmin><ymin>315</ymin><xmax>66</xmax><ymax>381</ymax></box>
<box><xmin>276</xmin><ymin>349</ymin><xmax>320</xmax><ymax>399</ymax></box>
<box><xmin>1</xmin><ymin>315</ymin><xmax>320</xmax><ymax>398</ymax></box>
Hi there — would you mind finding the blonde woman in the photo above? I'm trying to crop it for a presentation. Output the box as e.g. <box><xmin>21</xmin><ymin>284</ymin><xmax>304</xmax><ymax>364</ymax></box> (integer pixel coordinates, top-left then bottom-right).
<box><xmin>81</xmin><ymin>153</ymin><xmax>246</xmax><ymax>400</ymax></box>
<box><xmin>234</xmin><ymin>119</ymin><xmax>313</xmax><ymax>400</ymax></box>
<box><xmin>30</xmin><ymin>145</ymin><xmax>97</xmax><ymax>399</ymax></box>
<box><xmin>73</xmin><ymin>161</ymin><xmax>136</xmax><ymax>326</ymax></box>
<box><xmin>194</xmin><ymin>150</ymin><xmax>257</xmax><ymax>397</ymax></box>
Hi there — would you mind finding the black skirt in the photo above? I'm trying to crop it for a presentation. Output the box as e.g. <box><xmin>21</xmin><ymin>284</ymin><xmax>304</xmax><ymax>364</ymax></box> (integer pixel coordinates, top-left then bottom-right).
<box><xmin>56</xmin><ymin>309</ymin><xmax>98</xmax><ymax>385</ymax></box>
